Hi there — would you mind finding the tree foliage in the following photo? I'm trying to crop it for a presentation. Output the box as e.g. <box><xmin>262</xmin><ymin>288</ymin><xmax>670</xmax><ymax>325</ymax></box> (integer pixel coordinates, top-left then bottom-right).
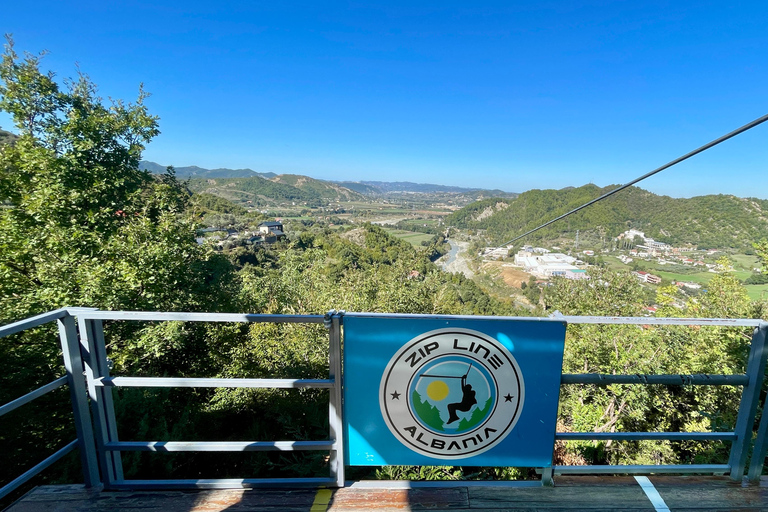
<box><xmin>3</xmin><ymin>39</ymin><xmax>768</xmax><ymax>493</ymax></box>
<box><xmin>545</xmin><ymin>261</ymin><xmax>765</xmax><ymax>467</ymax></box>
<box><xmin>0</xmin><ymin>39</ymin><xmax>237</xmax><ymax>491</ymax></box>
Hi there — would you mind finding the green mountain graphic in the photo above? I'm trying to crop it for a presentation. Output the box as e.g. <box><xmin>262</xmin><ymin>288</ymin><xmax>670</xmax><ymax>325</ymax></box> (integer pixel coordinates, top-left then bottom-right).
<box><xmin>411</xmin><ymin>390</ymin><xmax>445</xmax><ymax>432</ymax></box>
<box><xmin>457</xmin><ymin>397</ymin><xmax>493</xmax><ymax>431</ymax></box>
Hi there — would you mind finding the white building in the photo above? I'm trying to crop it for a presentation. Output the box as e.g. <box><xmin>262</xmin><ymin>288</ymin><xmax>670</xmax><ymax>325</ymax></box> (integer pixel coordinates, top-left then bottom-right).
<box><xmin>514</xmin><ymin>251</ymin><xmax>584</xmax><ymax>279</ymax></box>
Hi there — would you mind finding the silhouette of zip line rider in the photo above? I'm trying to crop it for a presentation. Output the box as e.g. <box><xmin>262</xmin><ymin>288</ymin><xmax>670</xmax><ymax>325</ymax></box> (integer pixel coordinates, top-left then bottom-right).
<box><xmin>418</xmin><ymin>363</ymin><xmax>477</xmax><ymax>425</ymax></box>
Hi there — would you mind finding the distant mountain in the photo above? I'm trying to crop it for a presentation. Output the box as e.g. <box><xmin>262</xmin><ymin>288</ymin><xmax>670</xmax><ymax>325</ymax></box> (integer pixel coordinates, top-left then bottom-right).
<box><xmin>186</xmin><ymin>175</ymin><xmax>365</xmax><ymax>206</ymax></box>
<box><xmin>0</xmin><ymin>128</ymin><xmax>18</xmax><ymax>146</ymax></box>
<box><xmin>336</xmin><ymin>180</ymin><xmax>516</xmax><ymax>197</ymax></box>
<box><xmin>447</xmin><ymin>184</ymin><xmax>768</xmax><ymax>250</ymax></box>
<box><xmin>141</xmin><ymin>160</ymin><xmax>515</xmax><ymax>198</ymax></box>
<box><xmin>333</xmin><ymin>181</ymin><xmax>382</xmax><ymax>195</ymax></box>
<box><xmin>140</xmin><ymin>160</ymin><xmax>276</xmax><ymax>179</ymax></box>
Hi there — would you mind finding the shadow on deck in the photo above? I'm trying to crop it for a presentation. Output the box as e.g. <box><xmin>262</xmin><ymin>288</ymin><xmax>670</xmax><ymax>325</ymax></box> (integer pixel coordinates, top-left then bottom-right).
<box><xmin>7</xmin><ymin>476</ymin><xmax>768</xmax><ymax>512</ymax></box>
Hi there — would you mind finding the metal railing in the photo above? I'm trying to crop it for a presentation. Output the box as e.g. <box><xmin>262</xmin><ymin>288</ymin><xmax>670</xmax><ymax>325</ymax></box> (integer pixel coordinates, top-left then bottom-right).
<box><xmin>0</xmin><ymin>309</ymin><xmax>99</xmax><ymax>501</ymax></box>
<box><xmin>72</xmin><ymin>308</ymin><xmax>345</xmax><ymax>490</ymax></box>
<box><xmin>1</xmin><ymin>308</ymin><xmax>768</xmax><ymax>493</ymax></box>
<box><xmin>544</xmin><ymin>314</ymin><xmax>768</xmax><ymax>486</ymax></box>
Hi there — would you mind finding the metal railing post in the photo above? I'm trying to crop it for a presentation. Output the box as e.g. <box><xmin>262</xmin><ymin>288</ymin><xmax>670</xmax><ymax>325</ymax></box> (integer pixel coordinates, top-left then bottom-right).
<box><xmin>327</xmin><ymin>310</ymin><xmax>345</xmax><ymax>487</ymax></box>
<box><xmin>728</xmin><ymin>323</ymin><xmax>768</xmax><ymax>481</ymax></box>
<box><xmin>75</xmin><ymin>312</ymin><xmax>124</xmax><ymax>486</ymax></box>
<box><xmin>541</xmin><ymin>467</ymin><xmax>554</xmax><ymax>486</ymax></box>
<box><xmin>747</xmin><ymin>323</ymin><xmax>768</xmax><ymax>481</ymax></box>
<box><xmin>57</xmin><ymin>313</ymin><xmax>100</xmax><ymax>488</ymax></box>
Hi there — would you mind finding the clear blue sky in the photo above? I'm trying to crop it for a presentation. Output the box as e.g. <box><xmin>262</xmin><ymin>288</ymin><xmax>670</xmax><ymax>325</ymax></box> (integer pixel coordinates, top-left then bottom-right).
<box><xmin>2</xmin><ymin>1</ymin><xmax>767</xmax><ymax>197</ymax></box>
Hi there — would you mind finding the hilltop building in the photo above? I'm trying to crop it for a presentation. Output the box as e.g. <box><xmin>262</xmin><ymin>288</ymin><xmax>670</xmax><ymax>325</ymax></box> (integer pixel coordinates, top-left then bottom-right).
<box><xmin>514</xmin><ymin>250</ymin><xmax>587</xmax><ymax>279</ymax></box>
<box><xmin>618</xmin><ymin>229</ymin><xmax>671</xmax><ymax>252</ymax></box>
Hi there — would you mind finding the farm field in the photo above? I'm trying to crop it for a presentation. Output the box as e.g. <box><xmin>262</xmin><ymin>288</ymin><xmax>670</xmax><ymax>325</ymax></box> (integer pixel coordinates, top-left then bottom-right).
<box><xmin>653</xmin><ymin>270</ymin><xmax>713</xmax><ymax>284</ymax></box>
<box><xmin>382</xmin><ymin>228</ymin><xmax>434</xmax><ymax>247</ymax></box>
<box><xmin>746</xmin><ymin>285</ymin><xmax>768</xmax><ymax>301</ymax></box>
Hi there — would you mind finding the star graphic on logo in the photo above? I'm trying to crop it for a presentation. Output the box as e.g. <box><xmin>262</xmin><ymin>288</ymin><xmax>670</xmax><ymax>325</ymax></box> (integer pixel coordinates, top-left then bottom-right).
<box><xmin>504</xmin><ymin>393</ymin><xmax>514</xmax><ymax>402</ymax></box>
<box><xmin>390</xmin><ymin>390</ymin><xmax>401</xmax><ymax>400</ymax></box>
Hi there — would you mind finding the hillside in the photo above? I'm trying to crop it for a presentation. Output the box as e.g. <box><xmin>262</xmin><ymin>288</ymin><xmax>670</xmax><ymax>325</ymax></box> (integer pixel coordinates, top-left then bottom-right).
<box><xmin>0</xmin><ymin>128</ymin><xmax>18</xmax><ymax>146</ymax></box>
<box><xmin>186</xmin><ymin>174</ymin><xmax>365</xmax><ymax>206</ymax></box>
<box><xmin>187</xmin><ymin>176</ymin><xmax>316</xmax><ymax>206</ymax></box>
<box><xmin>140</xmin><ymin>160</ymin><xmax>276</xmax><ymax>179</ymax></box>
<box><xmin>447</xmin><ymin>184</ymin><xmax>768</xmax><ymax>250</ymax></box>
<box><xmin>270</xmin><ymin>174</ymin><xmax>365</xmax><ymax>202</ymax></box>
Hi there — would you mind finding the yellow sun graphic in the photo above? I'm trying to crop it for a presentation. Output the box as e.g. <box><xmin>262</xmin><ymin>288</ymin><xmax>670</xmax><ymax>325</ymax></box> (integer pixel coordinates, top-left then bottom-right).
<box><xmin>426</xmin><ymin>380</ymin><xmax>449</xmax><ymax>401</ymax></box>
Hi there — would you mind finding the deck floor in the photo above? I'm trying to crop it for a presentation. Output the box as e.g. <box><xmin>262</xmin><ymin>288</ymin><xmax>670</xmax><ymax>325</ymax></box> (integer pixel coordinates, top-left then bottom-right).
<box><xmin>7</xmin><ymin>476</ymin><xmax>768</xmax><ymax>512</ymax></box>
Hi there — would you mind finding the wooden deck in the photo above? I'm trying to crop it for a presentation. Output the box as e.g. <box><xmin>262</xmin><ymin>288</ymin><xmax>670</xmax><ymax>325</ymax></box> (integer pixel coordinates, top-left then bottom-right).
<box><xmin>7</xmin><ymin>476</ymin><xmax>768</xmax><ymax>511</ymax></box>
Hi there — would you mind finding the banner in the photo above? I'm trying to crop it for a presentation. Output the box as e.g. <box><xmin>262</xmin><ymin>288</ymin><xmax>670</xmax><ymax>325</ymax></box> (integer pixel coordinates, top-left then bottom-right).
<box><xmin>343</xmin><ymin>315</ymin><xmax>566</xmax><ymax>467</ymax></box>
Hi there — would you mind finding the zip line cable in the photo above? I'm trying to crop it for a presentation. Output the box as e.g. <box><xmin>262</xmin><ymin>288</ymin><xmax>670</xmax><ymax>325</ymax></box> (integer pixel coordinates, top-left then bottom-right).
<box><xmin>494</xmin><ymin>112</ymin><xmax>768</xmax><ymax>248</ymax></box>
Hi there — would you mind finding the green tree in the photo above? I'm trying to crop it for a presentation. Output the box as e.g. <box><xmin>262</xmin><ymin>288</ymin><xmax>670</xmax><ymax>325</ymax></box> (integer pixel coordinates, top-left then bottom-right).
<box><xmin>0</xmin><ymin>39</ymin><xmax>239</xmax><ymax>490</ymax></box>
<box><xmin>755</xmin><ymin>239</ymin><xmax>768</xmax><ymax>271</ymax></box>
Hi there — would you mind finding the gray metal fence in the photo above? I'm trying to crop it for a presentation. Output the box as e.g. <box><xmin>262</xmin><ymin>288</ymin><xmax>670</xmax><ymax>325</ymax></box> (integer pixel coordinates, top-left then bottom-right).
<box><xmin>0</xmin><ymin>309</ymin><xmax>99</xmax><ymax>501</ymax></box>
<box><xmin>1</xmin><ymin>308</ymin><xmax>767</xmax><ymax>494</ymax></box>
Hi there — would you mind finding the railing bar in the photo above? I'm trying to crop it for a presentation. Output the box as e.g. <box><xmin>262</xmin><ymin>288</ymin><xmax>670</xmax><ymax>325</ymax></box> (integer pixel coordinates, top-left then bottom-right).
<box><xmin>342</xmin><ymin>312</ymin><xmax>566</xmax><ymax>322</ymax></box>
<box><xmin>0</xmin><ymin>308</ymin><xmax>68</xmax><ymax>338</ymax></box>
<box><xmin>109</xmin><ymin>478</ymin><xmax>335</xmax><ymax>490</ymax></box>
<box><xmin>77</xmin><ymin>311</ymin><xmax>325</xmax><ymax>323</ymax></box>
<box><xmin>105</xmin><ymin>440</ymin><xmax>334</xmax><ymax>452</ymax></box>
<box><xmin>748</xmin><ymin>384</ymin><xmax>768</xmax><ymax>480</ymax></box>
<box><xmin>0</xmin><ymin>376</ymin><xmax>68</xmax><ymax>417</ymax></box>
<box><xmin>58</xmin><ymin>315</ymin><xmax>101</xmax><ymax>488</ymax></box>
<box><xmin>0</xmin><ymin>440</ymin><xmax>78</xmax><ymax>501</ymax></box>
<box><xmin>729</xmin><ymin>324</ymin><xmax>768</xmax><ymax>480</ymax></box>
<box><xmin>556</xmin><ymin>432</ymin><xmax>736</xmax><ymax>441</ymax></box>
<box><xmin>560</xmin><ymin>316</ymin><xmax>763</xmax><ymax>326</ymax></box>
<box><xmin>327</xmin><ymin>310</ymin><xmax>345</xmax><ymax>487</ymax></box>
<box><xmin>96</xmin><ymin>377</ymin><xmax>334</xmax><ymax>388</ymax></box>
<box><xmin>553</xmin><ymin>464</ymin><xmax>730</xmax><ymax>475</ymax></box>
<box><xmin>561</xmin><ymin>374</ymin><xmax>749</xmax><ymax>386</ymax></box>
<box><xmin>341</xmin><ymin>312</ymin><xmax>763</xmax><ymax>327</ymax></box>
<box><xmin>78</xmin><ymin>317</ymin><xmax>123</xmax><ymax>485</ymax></box>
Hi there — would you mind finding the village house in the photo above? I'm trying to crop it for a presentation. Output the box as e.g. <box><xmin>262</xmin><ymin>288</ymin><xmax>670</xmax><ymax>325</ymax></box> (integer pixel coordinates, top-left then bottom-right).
<box><xmin>258</xmin><ymin>221</ymin><xmax>286</xmax><ymax>242</ymax></box>
<box><xmin>634</xmin><ymin>271</ymin><xmax>662</xmax><ymax>285</ymax></box>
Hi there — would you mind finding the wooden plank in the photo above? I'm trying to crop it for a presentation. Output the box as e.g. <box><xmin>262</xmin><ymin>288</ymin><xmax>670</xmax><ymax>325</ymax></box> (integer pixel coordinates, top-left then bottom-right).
<box><xmin>328</xmin><ymin>487</ymin><xmax>468</xmax><ymax>510</ymax></box>
<box><xmin>9</xmin><ymin>479</ymin><xmax>768</xmax><ymax>512</ymax></box>
<box><xmin>468</xmin><ymin>486</ymin><xmax>654</xmax><ymax>510</ymax></box>
<box><xmin>648</xmin><ymin>475</ymin><xmax>768</xmax><ymax>510</ymax></box>
<box><xmin>6</xmin><ymin>486</ymin><xmax>318</xmax><ymax>512</ymax></box>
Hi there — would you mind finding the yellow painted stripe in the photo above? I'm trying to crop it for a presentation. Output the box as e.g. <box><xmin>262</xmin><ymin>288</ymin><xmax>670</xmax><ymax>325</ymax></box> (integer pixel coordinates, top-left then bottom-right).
<box><xmin>310</xmin><ymin>488</ymin><xmax>333</xmax><ymax>512</ymax></box>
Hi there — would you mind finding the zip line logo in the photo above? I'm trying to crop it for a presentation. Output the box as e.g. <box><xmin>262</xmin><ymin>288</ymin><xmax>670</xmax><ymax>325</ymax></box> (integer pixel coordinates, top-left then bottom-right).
<box><xmin>380</xmin><ymin>328</ymin><xmax>524</xmax><ymax>459</ymax></box>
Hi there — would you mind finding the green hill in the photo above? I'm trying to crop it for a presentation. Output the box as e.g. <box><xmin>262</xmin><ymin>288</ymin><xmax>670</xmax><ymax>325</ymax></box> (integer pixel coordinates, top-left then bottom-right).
<box><xmin>140</xmin><ymin>160</ymin><xmax>276</xmax><ymax>179</ymax></box>
<box><xmin>0</xmin><ymin>128</ymin><xmax>18</xmax><ymax>146</ymax></box>
<box><xmin>447</xmin><ymin>184</ymin><xmax>768</xmax><ymax>250</ymax></box>
<box><xmin>186</xmin><ymin>173</ymin><xmax>365</xmax><ymax>206</ymax></box>
<box><xmin>270</xmin><ymin>174</ymin><xmax>365</xmax><ymax>202</ymax></box>
<box><xmin>187</xmin><ymin>176</ymin><xmax>320</xmax><ymax>206</ymax></box>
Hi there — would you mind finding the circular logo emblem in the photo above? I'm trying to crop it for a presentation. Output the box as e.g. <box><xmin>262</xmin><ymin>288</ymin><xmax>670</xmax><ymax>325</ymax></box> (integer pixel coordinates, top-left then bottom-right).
<box><xmin>379</xmin><ymin>328</ymin><xmax>524</xmax><ymax>459</ymax></box>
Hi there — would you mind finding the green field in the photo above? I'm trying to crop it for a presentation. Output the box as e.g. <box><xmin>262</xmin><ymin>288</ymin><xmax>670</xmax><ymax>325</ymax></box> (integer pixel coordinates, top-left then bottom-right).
<box><xmin>383</xmin><ymin>228</ymin><xmax>434</xmax><ymax>247</ymax></box>
<box><xmin>746</xmin><ymin>285</ymin><xmax>768</xmax><ymax>301</ymax></box>
<box><xmin>730</xmin><ymin>253</ymin><xmax>761</xmax><ymax>271</ymax></box>
<box><xmin>653</xmin><ymin>270</ymin><xmax>713</xmax><ymax>284</ymax></box>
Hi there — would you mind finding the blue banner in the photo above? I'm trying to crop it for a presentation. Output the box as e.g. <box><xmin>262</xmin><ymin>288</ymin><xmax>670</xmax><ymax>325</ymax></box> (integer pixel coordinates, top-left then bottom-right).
<box><xmin>343</xmin><ymin>315</ymin><xmax>566</xmax><ymax>467</ymax></box>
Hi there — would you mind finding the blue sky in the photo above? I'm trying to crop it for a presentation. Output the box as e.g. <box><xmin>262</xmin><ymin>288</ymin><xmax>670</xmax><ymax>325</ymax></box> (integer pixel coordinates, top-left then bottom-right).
<box><xmin>2</xmin><ymin>1</ymin><xmax>767</xmax><ymax>197</ymax></box>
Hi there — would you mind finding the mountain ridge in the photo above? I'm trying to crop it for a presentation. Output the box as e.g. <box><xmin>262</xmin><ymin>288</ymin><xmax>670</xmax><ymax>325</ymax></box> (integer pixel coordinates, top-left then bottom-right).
<box><xmin>447</xmin><ymin>184</ymin><xmax>768</xmax><ymax>250</ymax></box>
<box><xmin>140</xmin><ymin>160</ymin><xmax>515</xmax><ymax>196</ymax></box>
